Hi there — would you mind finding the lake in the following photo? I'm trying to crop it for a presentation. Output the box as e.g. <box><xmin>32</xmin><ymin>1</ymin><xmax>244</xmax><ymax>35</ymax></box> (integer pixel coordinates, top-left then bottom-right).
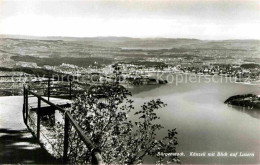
<box><xmin>129</xmin><ymin>74</ymin><xmax>260</xmax><ymax>164</ymax></box>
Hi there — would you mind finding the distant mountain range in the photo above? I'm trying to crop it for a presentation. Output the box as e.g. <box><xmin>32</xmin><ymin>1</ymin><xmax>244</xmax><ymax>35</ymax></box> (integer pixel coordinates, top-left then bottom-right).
<box><xmin>1</xmin><ymin>34</ymin><xmax>259</xmax><ymax>50</ymax></box>
<box><xmin>1</xmin><ymin>34</ymin><xmax>259</xmax><ymax>42</ymax></box>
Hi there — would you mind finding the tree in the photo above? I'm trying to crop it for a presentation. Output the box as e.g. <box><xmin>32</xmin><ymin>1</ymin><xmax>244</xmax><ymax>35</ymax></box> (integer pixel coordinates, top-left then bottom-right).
<box><xmin>52</xmin><ymin>81</ymin><xmax>179</xmax><ymax>164</ymax></box>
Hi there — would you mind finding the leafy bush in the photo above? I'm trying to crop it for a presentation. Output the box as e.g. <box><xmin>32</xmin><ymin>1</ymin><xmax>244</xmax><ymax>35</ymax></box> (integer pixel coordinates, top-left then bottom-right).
<box><xmin>53</xmin><ymin>83</ymin><xmax>179</xmax><ymax>164</ymax></box>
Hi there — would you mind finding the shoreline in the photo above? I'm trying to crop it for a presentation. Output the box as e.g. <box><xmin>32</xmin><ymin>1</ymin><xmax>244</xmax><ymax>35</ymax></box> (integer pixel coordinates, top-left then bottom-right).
<box><xmin>147</xmin><ymin>71</ymin><xmax>260</xmax><ymax>86</ymax></box>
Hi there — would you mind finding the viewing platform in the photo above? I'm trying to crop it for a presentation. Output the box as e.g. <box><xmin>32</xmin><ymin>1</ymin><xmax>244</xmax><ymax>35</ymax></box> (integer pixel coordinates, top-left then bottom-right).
<box><xmin>0</xmin><ymin>80</ymin><xmax>102</xmax><ymax>164</ymax></box>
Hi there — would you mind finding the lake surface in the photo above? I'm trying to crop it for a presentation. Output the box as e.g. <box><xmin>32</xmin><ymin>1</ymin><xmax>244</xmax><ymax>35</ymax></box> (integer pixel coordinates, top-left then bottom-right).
<box><xmin>129</xmin><ymin>74</ymin><xmax>260</xmax><ymax>164</ymax></box>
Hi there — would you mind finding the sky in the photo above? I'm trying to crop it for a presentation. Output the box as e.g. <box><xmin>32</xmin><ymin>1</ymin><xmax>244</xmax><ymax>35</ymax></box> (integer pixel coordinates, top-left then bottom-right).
<box><xmin>0</xmin><ymin>0</ymin><xmax>259</xmax><ymax>40</ymax></box>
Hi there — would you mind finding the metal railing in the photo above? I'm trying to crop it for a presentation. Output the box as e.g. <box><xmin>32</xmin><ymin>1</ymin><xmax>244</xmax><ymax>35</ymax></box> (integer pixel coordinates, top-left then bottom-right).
<box><xmin>30</xmin><ymin>77</ymin><xmax>73</xmax><ymax>101</ymax></box>
<box><xmin>0</xmin><ymin>75</ymin><xmax>73</xmax><ymax>99</ymax></box>
<box><xmin>23</xmin><ymin>86</ymin><xmax>102</xmax><ymax>164</ymax></box>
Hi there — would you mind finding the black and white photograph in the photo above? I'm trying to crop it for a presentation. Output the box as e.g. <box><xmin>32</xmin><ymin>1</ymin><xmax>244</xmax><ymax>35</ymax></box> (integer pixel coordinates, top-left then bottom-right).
<box><xmin>0</xmin><ymin>0</ymin><xmax>259</xmax><ymax>164</ymax></box>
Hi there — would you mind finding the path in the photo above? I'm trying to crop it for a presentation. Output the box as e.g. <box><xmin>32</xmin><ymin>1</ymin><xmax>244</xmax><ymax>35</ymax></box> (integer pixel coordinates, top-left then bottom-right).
<box><xmin>0</xmin><ymin>96</ymin><xmax>60</xmax><ymax>164</ymax></box>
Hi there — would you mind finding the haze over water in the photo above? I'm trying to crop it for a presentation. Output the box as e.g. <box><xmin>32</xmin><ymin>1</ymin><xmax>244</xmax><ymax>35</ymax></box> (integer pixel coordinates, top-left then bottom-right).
<box><xmin>130</xmin><ymin>75</ymin><xmax>260</xmax><ymax>164</ymax></box>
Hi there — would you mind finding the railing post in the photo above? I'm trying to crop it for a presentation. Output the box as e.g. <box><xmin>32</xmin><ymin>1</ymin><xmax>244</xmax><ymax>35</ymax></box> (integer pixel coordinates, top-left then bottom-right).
<box><xmin>63</xmin><ymin>113</ymin><xmax>69</xmax><ymax>163</ymax></box>
<box><xmin>25</xmin><ymin>88</ymin><xmax>28</xmax><ymax>125</ymax></box>
<box><xmin>23</xmin><ymin>86</ymin><xmax>26</xmax><ymax>124</ymax></box>
<box><xmin>69</xmin><ymin>81</ymin><xmax>72</xmax><ymax>100</ymax></box>
<box><xmin>48</xmin><ymin>77</ymin><xmax>50</xmax><ymax>101</ymax></box>
<box><xmin>37</xmin><ymin>97</ymin><xmax>41</xmax><ymax>141</ymax></box>
<box><xmin>91</xmin><ymin>149</ymin><xmax>102</xmax><ymax>165</ymax></box>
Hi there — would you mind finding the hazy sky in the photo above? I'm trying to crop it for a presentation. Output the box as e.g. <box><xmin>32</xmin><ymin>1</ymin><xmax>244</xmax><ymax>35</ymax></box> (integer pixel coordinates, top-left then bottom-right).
<box><xmin>0</xmin><ymin>0</ymin><xmax>259</xmax><ymax>39</ymax></box>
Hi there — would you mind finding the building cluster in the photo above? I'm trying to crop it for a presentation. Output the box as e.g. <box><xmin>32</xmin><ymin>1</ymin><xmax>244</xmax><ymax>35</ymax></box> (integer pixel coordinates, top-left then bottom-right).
<box><xmin>179</xmin><ymin>64</ymin><xmax>260</xmax><ymax>81</ymax></box>
<box><xmin>4</xmin><ymin>53</ymin><xmax>260</xmax><ymax>87</ymax></box>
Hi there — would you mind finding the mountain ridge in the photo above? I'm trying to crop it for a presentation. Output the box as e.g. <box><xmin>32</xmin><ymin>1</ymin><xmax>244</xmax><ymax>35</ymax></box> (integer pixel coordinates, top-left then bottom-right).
<box><xmin>1</xmin><ymin>34</ymin><xmax>259</xmax><ymax>42</ymax></box>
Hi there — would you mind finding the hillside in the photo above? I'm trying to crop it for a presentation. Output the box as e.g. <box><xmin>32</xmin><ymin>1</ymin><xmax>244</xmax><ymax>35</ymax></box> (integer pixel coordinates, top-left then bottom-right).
<box><xmin>0</xmin><ymin>36</ymin><xmax>259</xmax><ymax>68</ymax></box>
